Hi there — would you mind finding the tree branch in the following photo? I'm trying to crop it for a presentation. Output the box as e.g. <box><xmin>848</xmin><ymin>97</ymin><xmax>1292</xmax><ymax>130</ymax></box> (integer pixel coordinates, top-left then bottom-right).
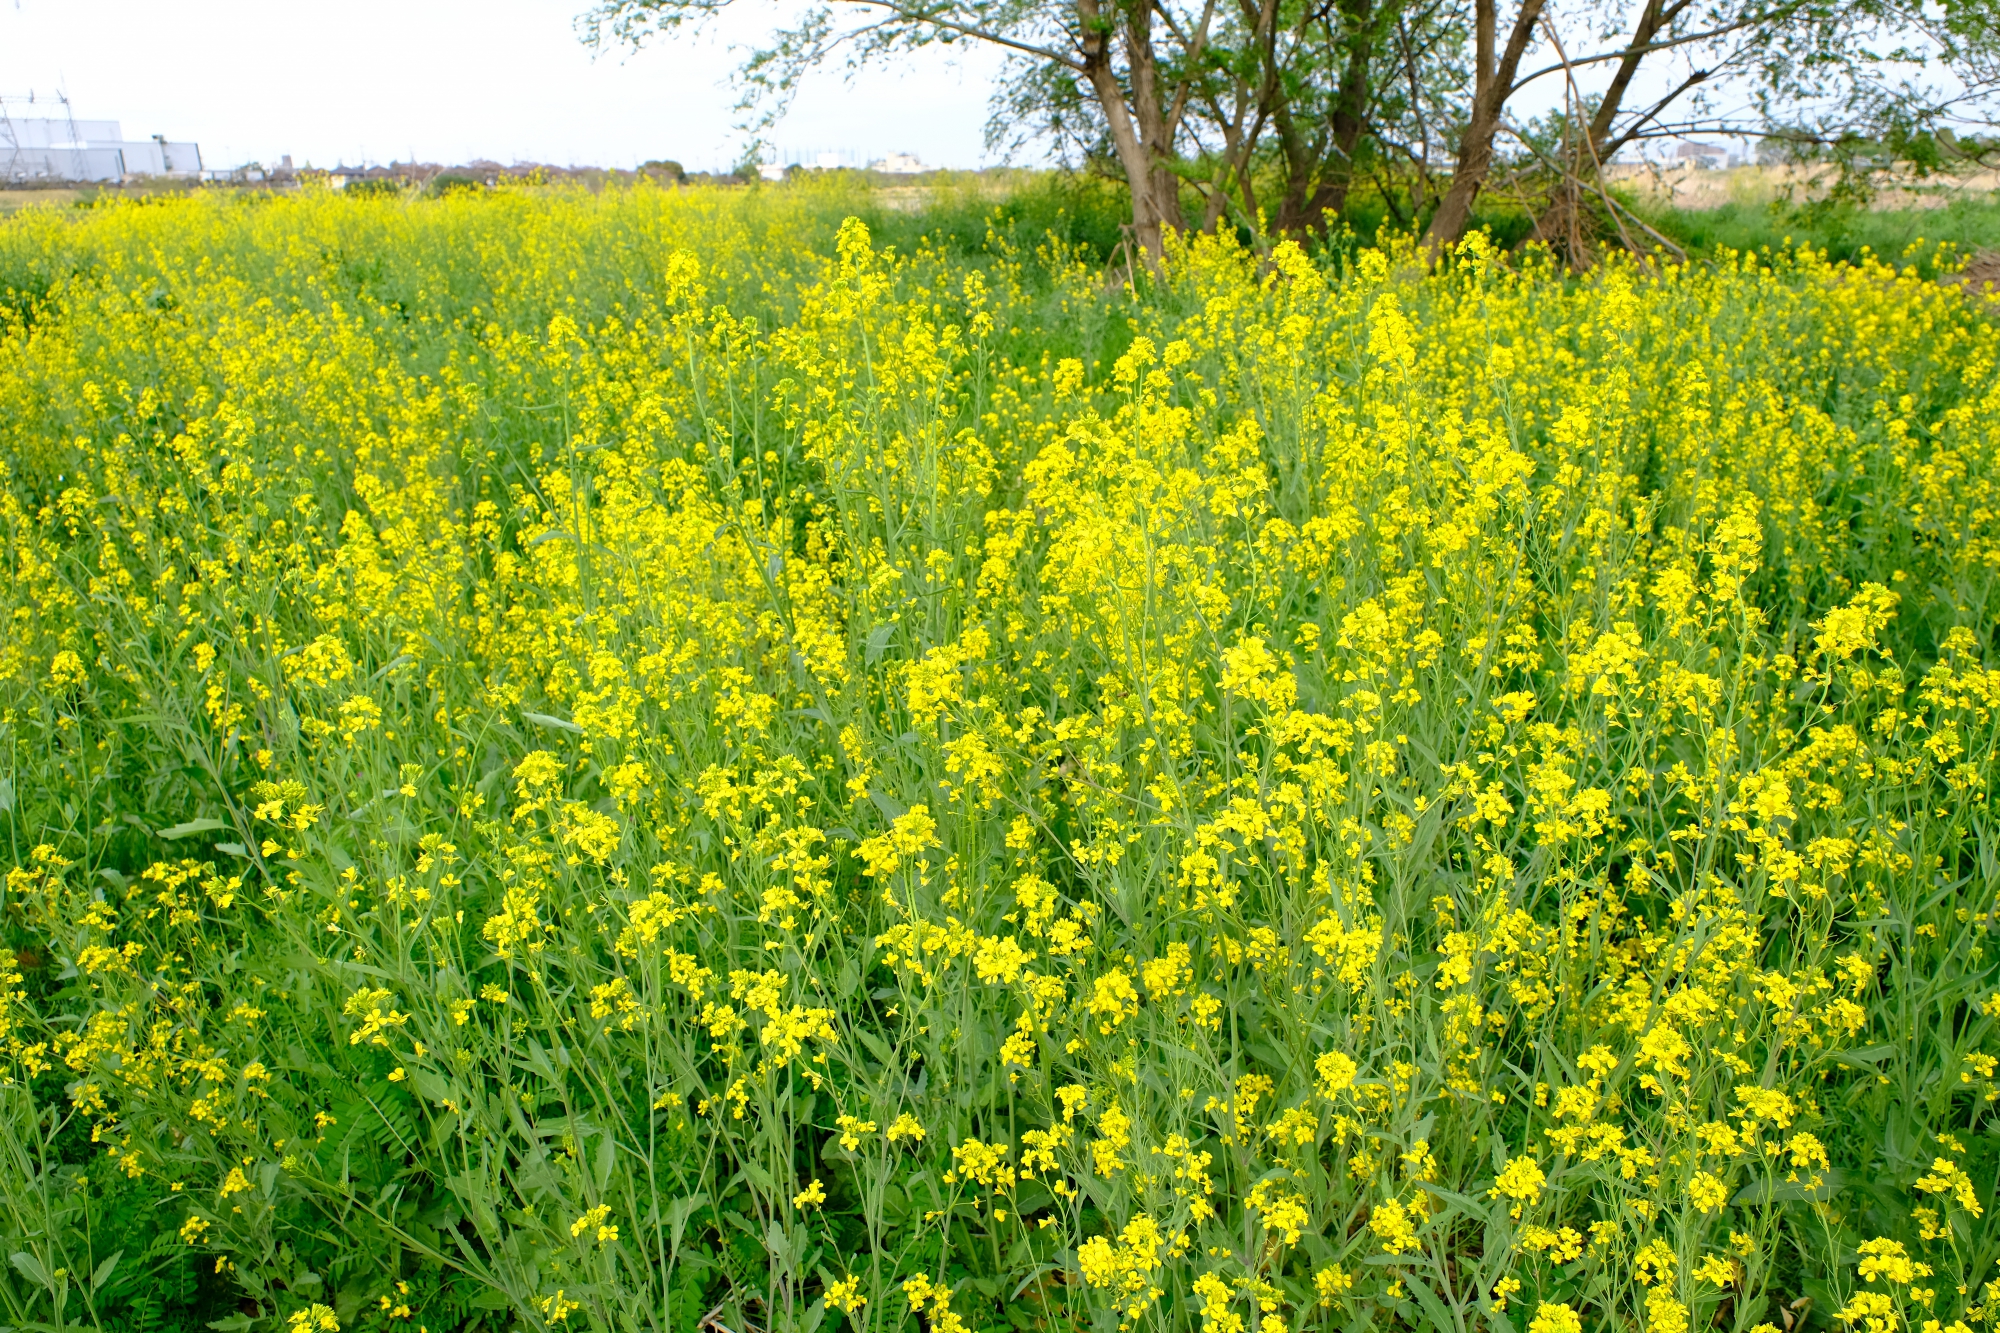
<box><xmin>1508</xmin><ymin>4</ymin><xmax>1804</xmax><ymax>95</ymax></box>
<box><xmin>824</xmin><ymin>0</ymin><xmax>1089</xmax><ymax>70</ymax></box>
<box><xmin>1161</xmin><ymin>0</ymin><xmax>1225</xmax><ymax>142</ymax></box>
<box><xmin>1599</xmin><ymin>68</ymin><xmax>1714</xmax><ymax>158</ymax></box>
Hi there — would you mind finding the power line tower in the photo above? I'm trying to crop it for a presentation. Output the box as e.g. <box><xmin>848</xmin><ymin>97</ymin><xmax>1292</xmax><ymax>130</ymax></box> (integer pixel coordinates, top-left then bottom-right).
<box><xmin>0</xmin><ymin>88</ymin><xmax>86</xmax><ymax>182</ymax></box>
<box><xmin>0</xmin><ymin>91</ymin><xmax>27</xmax><ymax>181</ymax></box>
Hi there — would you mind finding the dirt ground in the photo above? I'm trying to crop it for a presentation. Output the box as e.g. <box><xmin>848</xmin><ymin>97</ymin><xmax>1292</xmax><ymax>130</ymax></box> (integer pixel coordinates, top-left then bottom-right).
<box><xmin>1944</xmin><ymin>250</ymin><xmax>2000</xmax><ymax>297</ymax></box>
<box><xmin>1607</xmin><ymin>162</ymin><xmax>2000</xmax><ymax>211</ymax></box>
<box><xmin>0</xmin><ymin>188</ymin><xmax>83</xmax><ymax>215</ymax></box>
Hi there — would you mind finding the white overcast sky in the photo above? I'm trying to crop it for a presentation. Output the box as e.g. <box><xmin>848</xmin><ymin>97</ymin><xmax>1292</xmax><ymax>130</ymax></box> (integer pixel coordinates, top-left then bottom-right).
<box><xmin>0</xmin><ymin>0</ymin><xmax>1007</xmax><ymax>172</ymax></box>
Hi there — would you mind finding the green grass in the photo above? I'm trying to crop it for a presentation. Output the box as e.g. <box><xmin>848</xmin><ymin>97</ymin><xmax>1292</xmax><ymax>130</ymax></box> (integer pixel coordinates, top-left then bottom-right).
<box><xmin>1638</xmin><ymin>195</ymin><xmax>2000</xmax><ymax>268</ymax></box>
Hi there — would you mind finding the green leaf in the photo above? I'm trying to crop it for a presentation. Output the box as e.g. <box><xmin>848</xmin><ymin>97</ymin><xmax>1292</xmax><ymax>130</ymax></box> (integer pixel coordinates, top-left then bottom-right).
<box><xmin>410</xmin><ymin>1068</ymin><xmax>451</xmax><ymax>1104</ymax></box>
<box><xmin>856</xmin><ymin>1029</ymin><xmax>895</xmax><ymax>1067</ymax></box>
<box><xmin>1733</xmin><ymin>1169</ymin><xmax>1844</xmax><ymax>1205</ymax></box>
<box><xmin>158</xmin><ymin>817</ymin><xmax>229</xmax><ymax>840</ymax></box>
<box><xmin>9</xmin><ymin>1252</ymin><xmax>52</xmax><ymax>1291</ymax></box>
<box><xmin>1423</xmin><ymin>1186</ymin><xmax>1492</xmax><ymax>1224</ymax></box>
<box><xmin>1402</xmin><ymin>1270</ymin><xmax>1462</xmax><ymax>1333</ymax></box>
<box><xmin>1831</xmin><ymin>1045</ymin><xmax>1897</xmax><ymax>1067</ymax></box>
<box><xmin>89</xmin><ymin>1250</ymin><xmax>122</xmax><ymax>1294</ymax></box>
<box><xmin>521</xmin><ymin>711</ymin><xmax>584</xmax><ymax>733</ymax></box>
<box><xmin>595</xmin><ymin>1129</ymin><xmax>617</xmax><ymax>1193</ymax></box>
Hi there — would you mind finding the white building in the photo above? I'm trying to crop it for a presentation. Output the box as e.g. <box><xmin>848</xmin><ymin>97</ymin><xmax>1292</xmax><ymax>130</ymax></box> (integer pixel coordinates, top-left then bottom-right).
<box><xmin>869</xmin><ymin>151</ymin><xmax>925</xmax><ymax>175</ymax></box>
<box><xmin>2</xmin><ymin>110</ymin><xmax>202</xmax><ymax>183</ymax></box>
<box><xmin>1673</xmin><ymin>142</ymin><xmax>1728</xmax><ymax>170</ymax></box>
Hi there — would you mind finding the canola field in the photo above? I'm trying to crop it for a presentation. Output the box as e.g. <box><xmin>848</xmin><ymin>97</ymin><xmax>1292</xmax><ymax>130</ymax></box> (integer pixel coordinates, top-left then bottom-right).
<box><xmin>0</xmin><ymin>184</ymin><xmax>1997</xmax><ymax>1333</ymax></box>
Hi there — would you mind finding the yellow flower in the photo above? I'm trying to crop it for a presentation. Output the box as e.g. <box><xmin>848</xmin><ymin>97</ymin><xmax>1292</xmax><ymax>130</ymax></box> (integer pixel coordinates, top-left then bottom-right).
<box><xmin>49</xmin><ymin>650</ymin><xmax>86</xmax><ymax>688</ymax></box>
<box><xmin>1192</xmin><ymin>1271</ymin><xmax>1244</xmax><ymax>1333</ymax></box>
<box><xmin>1315</xmin><ymin>1050</ymin><xmax>1359</xmax><ymax>1097</ymax></box>
<box><xmin>1490</xmin><ymin>1156</ymin><xmax>1547</xmax><ymax>1217</ymax></box>
<box><xmin>286</xmin><ymin>1306</ymin><xmax>339</xmax><ymax>1333</ymax></box>
<box><xmin>824</xmin><ymin>1275</ymin><xmax>865</xmax><ymax>1313</ymax></box>
<box><xmin>1856</xmin><ymin>1237</ymin><xmax>1929</xmax><ymax>1285</ymax></box>
<box><xmin>1914</xmin><ymin>1157</ymin><xmax>1984</xmax><ymax>1216</ymax></box>
<box><xmin>1313</xmin><ymin>1263</ymin><xmax>1352</xmax><ymax>1306</ymax></box>
<box><xmin>1635</xmin><ymin>1239</ymin><xmax>1677</xmax><ymax>1286</ymax></box>
<box><xmin>1835</xmin><ymin>1290</ymin><xmax>1895</xmax><ymax>1333</ymax></box>
<box><xmin>1688</xmin><ymin>1171</ymin><xmax>1730</xmax><ymax>1213</ymax></box>
<box><xmin>1370</xmin><ymin>1197</ymin><xmax>1420</xmax><ymax>1254</ymax></box>
<box><xmin>1692</xmin><ymin>1254</ymin><xmax>1739</xmax><ymax>1287</ymax></box>
<box><xmin>834</xmin><ymin>1114</ymin><xmax>877</xmax><ymax>1151</ymax></box>
<box><xmin>1645</xmin><ymin>1288</ymin><xmax>1691</xmax><ymax>1333</ymax></box>
<box><xmin>1528</xmin><ymin>1302</ymin><xmax>1583</xmax><ymax>1333</ymax></box>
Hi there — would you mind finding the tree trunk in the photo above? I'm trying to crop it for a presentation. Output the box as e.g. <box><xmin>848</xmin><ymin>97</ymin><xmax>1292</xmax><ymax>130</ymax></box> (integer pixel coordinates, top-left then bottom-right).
<box><xmin>1529</xmin><ymin>178</ymin><xmax>1587</xmax><ymax>265</ymax></box>
<box><xmin>1268</xmin><ymin>89</ymin><xmax>1315</xmax><ymax>232</ymax></box>
<box><xmin>1423</xmin><ymin>0</ymin><xmax>1546</xmax><ymax>253</ymax></box>
<box><xmin>1526</xmin><ymin>0</ymin><xmax>1677</xmax><ymax>252</ymax></box>
<box><xmin>1425</xmin><ymin>122</ymin><xmax>1495</xmax><ymax>251</ymax></box>
<box><xmin>1246</xmin><ymin>0</ymin><xmax>1316</xmax><ymax>234</ymax></box>
<box><xmin>1129</xmin><ymin>2</ymin><xmax>1190</xmax><ymax>247</ymax></box>
<box><xmin>1078</xmin><ymin>0</ymin><xmax>1204</xmax><ymax>258</ymax></box>
<box><xmin>1079</xmin><ymin>0</ymin><xmax>1168</xmax><ymax>255</ymax></box>
<box><xmin>1319</xmin><ymin>0</ymin><xmax>1376</xmax><ymax>219</ymax></box>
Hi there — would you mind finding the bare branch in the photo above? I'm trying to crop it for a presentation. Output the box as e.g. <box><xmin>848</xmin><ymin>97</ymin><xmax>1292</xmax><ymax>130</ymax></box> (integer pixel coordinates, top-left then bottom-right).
<box><xmin>1508</xmin><ymin>4</ymin><xmax>1807</xmax><ymax>96</ymax></box>
<box><xmin>1600</xmin><ymin>69</ymin><xmax>1715</xmax><ymax>158</ymax></box>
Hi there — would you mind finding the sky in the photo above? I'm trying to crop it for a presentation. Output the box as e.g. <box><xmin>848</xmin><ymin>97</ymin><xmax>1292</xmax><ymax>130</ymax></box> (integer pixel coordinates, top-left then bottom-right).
<box><xmin>0</xmin><ymin>0</ymin><xmax>1008</xmax><ymax>173</ymax></box>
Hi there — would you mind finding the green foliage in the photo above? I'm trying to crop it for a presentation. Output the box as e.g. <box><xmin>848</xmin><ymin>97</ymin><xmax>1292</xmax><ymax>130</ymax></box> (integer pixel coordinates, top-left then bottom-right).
<box><xmin>864</xmin><ymin>172</ymin><xmax>1131</xmax><ymax>266</ymax></box>
<box><xmin>424</xmin><ymin>174</ymin><xmax>486</xmax><ymax>199</ymax></box>
<box><xmin>342</xmin><ymin>179</ymin><xmax>410</xmax><ymax>200</ymax></box>
<box><xmin>1640</xmin><ymin>196</ymin><xmax>2000</xmax><ymax>271</ymax></box>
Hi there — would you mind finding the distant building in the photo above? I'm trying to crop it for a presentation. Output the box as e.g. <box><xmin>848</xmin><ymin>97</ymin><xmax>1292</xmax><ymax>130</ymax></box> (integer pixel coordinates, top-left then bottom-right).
<box><xmin>1674</xmin><ymin>142</ymin><xmax>1728</xmax><ymax>170</ymax></box>
<box><xmin>870</xmin><ymin>151</ymin><xmax>925</xmax><ymax>175</ymax></box>
<box><xmin>1</xmin><ymin>107</ymin><xmax>202</xmax><ymax>182</ymax></box>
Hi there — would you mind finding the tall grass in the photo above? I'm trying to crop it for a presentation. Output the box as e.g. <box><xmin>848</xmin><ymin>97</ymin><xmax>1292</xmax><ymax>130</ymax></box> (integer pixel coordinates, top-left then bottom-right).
<box><xmin>1636</xmin><ymin>195</ymin><xmax>2000</xmax><ymax>271</ymax></box>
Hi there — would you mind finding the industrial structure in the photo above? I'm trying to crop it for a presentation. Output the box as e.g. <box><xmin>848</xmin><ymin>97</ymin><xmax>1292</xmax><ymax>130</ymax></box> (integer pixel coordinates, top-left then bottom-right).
<box><xmin>2</xmin><ymin>94</ymin><xmax>201</xmax><ymax>183</ymax></box>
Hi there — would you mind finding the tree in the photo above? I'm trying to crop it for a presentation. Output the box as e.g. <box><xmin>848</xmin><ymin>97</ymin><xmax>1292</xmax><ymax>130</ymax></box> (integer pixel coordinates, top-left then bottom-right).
<box><xmin>1190</xmin><ymin>0</ymin><xmax>1469</xmax><ymax>235</ymax></box>
<box><xmin>582</xmin><ymin>0</ymin><xmax>2000</xmax><ymax>261</ymax></box>
<box><xmin>583</xmin><ymin>0</ymin><xmax>1227</xmax><ymax>255</ymax></box>
<box><xmin>1419</xmin><ymin>0</ymin><xmax>2000</xmax><ymax>255</ymax></box>
<box><xmin>583</xmin><ymin>0</ymin><xmax>1475</xmax><ymax>250</ymax></box>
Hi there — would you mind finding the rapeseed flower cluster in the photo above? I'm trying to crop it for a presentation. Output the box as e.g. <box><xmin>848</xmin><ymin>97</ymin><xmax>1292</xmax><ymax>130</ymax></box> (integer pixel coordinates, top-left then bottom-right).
<box><xmin>0</xmin><ymin>181</ymin><xmax>1996</xmax><ymax>1333</ymax></box>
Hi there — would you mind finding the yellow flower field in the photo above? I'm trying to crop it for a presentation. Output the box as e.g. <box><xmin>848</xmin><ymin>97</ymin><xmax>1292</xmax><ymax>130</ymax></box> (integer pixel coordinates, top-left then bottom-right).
<box><xmin>0</xmin><ymin>182</ymin><xmax>1996</xmax><ymax>1333</ymax></box>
